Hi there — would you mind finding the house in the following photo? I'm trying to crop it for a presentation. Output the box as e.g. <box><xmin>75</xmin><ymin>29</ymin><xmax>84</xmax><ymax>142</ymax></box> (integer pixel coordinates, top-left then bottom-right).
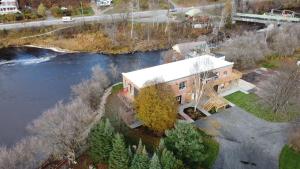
<box><xmin>185</xmin><ymin>8</ymin><xmax>210</xmax><ymax>26</ymax></box>
<box><xmin>0</xmin><ymin>0</ymin><xmax>19</xmax><ymax>15</ymax></box>
<box><xmin>172</xmin><ymin>41</ymin><xmax>210</xmax><ymax>57</ymax></box>
<box><xmin>185</xmin><ymin>8</ymin><xmax>202</xmax><ymax>18</ymax></box>
<box><xmin>95</xmin><ymin>0</ymin><xmax>112</xmax><ymax>7</ymax></box>
<box><xmin>122</xmin><ymin>54</ymin><xmax>242</xmax><ymax>111</ymax></box>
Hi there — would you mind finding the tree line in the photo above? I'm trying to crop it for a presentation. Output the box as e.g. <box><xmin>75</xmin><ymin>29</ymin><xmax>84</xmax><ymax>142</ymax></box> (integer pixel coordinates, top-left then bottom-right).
<box><xmin>0</xmin><ymin>65</ymin><xmax>111</xmax><ymax>168</ymax></box>
<box><xmin>88</xmin><ymin>119</ymin><xmax>210</xmax><ymax>169</ymax></box>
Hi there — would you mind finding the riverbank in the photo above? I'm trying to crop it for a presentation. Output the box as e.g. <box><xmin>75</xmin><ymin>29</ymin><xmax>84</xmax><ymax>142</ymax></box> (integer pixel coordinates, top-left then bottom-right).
<box><xmin>23</xmin><ymin>45</ymin><xmax>78</xmax><ymax>53</ymax></box>
<box><xmin>0</xmin><ymin>22</ymin><xmax>211</xmax><ymax>55</ymax></box>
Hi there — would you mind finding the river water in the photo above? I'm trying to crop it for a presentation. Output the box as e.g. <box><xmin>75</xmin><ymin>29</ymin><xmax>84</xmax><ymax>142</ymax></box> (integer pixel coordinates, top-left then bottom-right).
<box><xmin>0</xmin><ymin>47</ymin><xmax>164</xmax><ymax>146</ymax></box>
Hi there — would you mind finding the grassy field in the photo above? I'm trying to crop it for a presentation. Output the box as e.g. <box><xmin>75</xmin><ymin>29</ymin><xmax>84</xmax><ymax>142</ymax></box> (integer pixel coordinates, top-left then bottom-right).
<box><xmin>279</xmin><ymin>145</ymin><xmax>300</xmax><ymax>169</ymax></box>
<box><xmin>225</xmin><ymin>91</ymin><xmax>300</xmax><ymax>122</ymax></box>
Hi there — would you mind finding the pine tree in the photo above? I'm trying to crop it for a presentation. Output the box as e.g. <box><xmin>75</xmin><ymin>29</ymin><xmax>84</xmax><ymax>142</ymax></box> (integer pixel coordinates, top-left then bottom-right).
<box><xmin>88</xmin><ymin>119</ymin><xmax>114</xmax><ymax>164</ymax></box>
<box><xmin>149</xmin><ymin>153</ymin><xmax>161</xmax><ymax>169</ymax></box>
<box><xmin>160</xmin><ymin>149</ymin><xmax>184</xmax><ymax>169</ymax></box>
<box><xmin>129</xmin><ymin>141</ymin><xmax>149</xmax><ymax>169</ymax></box>
<box><xmin>164</xmin><ymin>122</ymin><xmax>207</xmax><ymax>168</ymax></box>
<box><xmin>109</xmin><ymin>133</ymin><xmax>129</xmax><ymax>169</ymax></box>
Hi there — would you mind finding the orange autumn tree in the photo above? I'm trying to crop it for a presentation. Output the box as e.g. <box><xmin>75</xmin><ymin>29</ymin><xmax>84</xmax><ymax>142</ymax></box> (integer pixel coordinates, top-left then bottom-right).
<box><xmin>134</xmin><ymin>81</ymin><xmax>178</xmax><ymax>133</ymax></box>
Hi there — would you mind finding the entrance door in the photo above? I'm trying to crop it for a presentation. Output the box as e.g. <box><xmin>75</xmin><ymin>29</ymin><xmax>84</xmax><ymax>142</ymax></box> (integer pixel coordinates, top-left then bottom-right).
<box><xmin>213</xmin><ymin>85</ymin><xmax>218</xmax><ymax>92</ymax></box>
<box><xmin>176</xmin><ymin>95</ymin><xmax>182</xmax><ymax>104</ymax></box>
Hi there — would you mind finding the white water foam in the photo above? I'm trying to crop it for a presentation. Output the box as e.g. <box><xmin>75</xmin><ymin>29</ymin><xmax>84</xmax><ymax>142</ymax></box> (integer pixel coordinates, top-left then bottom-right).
<box><xmin>0</xmin><ymin>54</ymin><xmax>57</xmax><ymax>66</ymax></box>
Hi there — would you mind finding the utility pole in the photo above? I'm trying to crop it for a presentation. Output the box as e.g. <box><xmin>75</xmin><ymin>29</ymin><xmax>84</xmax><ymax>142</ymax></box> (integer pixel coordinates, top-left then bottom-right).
<box><xmin>131</xmin><ymin>1</ymin><xmax>134</xmax><ymax>39</ymax></box>
<box><xmin>80</xmin><ymin>0</ymin><xmax>84</xmax><ymax>17</ymax></box>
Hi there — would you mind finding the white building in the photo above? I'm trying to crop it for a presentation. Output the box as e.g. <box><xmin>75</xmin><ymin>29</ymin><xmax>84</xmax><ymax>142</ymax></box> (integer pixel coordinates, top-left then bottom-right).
<box><xmin>0</xmin><ymin>0</ymin><xmax>19</xmax><ymax>15</ymax></box>
<box><xmin>96</xmin><ymin>0</ymin><xmax>112</xmax><ymax>7</ymax></box>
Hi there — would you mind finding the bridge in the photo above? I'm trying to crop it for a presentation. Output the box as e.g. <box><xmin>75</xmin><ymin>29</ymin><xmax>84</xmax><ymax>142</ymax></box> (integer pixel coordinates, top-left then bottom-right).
<box><xmin>232</xmin><ymin>9</ymin><xmax>300</xmax><ymax>24</ymax></box>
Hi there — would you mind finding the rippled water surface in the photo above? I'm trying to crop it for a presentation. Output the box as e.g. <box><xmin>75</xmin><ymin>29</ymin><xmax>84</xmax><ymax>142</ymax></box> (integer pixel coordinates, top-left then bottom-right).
<box><xmin>0</xmin><ymin>47</ymin><xmax>164</xmax><ymax>146</ymax></box>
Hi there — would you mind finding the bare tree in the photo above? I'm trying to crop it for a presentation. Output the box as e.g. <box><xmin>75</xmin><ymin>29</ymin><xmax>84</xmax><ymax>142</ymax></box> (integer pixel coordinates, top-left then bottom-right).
<box><xmin>222</xmin><ymin>32</ymin><xmax>268</xmax><ymax>69</ymax></box>
<box><xmin>72</xmin><ymin>65</ymin><xmax>110</xmax><ymax>110</ymax></box>
<box><xmin>190</xmin><ymin>57</ymin><xmax>213</xmax><ymax>112</ymax></box>
<box><xmin>27</xmin><ymin>98</ymin><xmax>94</xmax><ymax>160</ymax></box>
<box><xmin>261</xmin><ymin>62</ymin><xmax>300</xmax><ymax>116</ymax></box>
<box><xmin>163</xmin><ymin>50</ymin><xmax>184</xmax><ymax>63</ymax></box>
<box><xmin>0</xmin><ymin>136</ymin><xmax>48</xmax><ymax>169</ymax></box>
<box><xmin>267</xmin><ymin>25</ymin><xmax>300</xmax><ymax>56</ymax></box>
<box><xmin>0</xmin><ymin>65</ymin><xmax>110</xmax><ymax>168</ymax></box>
<box><xmin>110</xmin><ymin>63</ymin><xmax>119</xmax><ymax>82</ymax></box>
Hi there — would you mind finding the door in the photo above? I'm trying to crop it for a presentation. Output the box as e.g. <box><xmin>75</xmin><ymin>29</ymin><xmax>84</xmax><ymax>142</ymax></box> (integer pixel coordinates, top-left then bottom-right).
<box><xmin>176</xmin><ymin>95</ymin><xmax>182</xmax><ymax>104</ymax></box>
<box><xmin>213</xmin><ymin>85</ymin><xmax>218</xmax><ymax>92</ymax></box>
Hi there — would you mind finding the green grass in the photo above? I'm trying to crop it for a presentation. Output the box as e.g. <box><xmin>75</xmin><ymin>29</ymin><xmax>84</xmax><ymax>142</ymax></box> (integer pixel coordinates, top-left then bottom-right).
<box><xmin>202</xmin><ymin>137</ymin><xmax>219</xmax><ymax>169</ymax></box>
<box><xmin>261</xmin><ymin>59</ymin><xmax>280</xmax><ymax>69</ymax></box>
<box><xmin>112</xmin><ymin>83</ymin><xmax>123</xmax><ymax>94</ymax></box>
<box><xmin>224</xmin><ymin>91</ymin><xmax>300</xmax><ymax>122</ymax></box>
<box><xmin>198</xmin><ymin>130</ymin><xmax>219</xmax><ymax>169</ymax></box>
<box><xmin>279</xmin><ymin>145</ymin><xmax>300</xmax><ymax>169</ymax></box>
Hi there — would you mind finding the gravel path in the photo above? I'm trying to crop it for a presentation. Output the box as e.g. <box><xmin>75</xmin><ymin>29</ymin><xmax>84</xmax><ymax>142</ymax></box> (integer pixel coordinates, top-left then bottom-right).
<box><xmin>195</xmin><ymin>106</ymin><xmax>289</xmax><ymax>169</ymax></box>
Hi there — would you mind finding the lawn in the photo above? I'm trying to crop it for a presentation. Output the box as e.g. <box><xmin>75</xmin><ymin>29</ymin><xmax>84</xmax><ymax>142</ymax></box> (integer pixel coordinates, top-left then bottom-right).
<box><xmin>225</xmin><ymin>91</ymin><xmax>300</xmax><ymax>122</ymax></box>
<box><xmin>202</xmin><ymin>136</ymin><xmax>219</xmax><ymax>169</ymax></box>
<box><xmin>279</xmin><ymin>145</ymin><xmax>300</xmax><ymax>169</ymax></box>
<box><xmin>111</xmin><ymin>83</ymin><xmax>123</xmax><ymax>94</ymax></box>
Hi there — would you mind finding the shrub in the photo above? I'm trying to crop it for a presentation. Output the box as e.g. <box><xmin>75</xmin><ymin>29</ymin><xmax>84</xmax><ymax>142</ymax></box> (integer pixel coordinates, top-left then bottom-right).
<box><xmin>37</xmin><ymin>3</ymin><xmax>47</xmax><ymax>17</ymax></box>
<box><xmin>50</xmin><ymin>5</ymin><xmax>63</xmax><ymax>17</ymax></box>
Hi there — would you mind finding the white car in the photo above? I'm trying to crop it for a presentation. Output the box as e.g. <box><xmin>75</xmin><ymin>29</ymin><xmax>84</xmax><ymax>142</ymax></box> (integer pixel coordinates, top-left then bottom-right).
<box><xmin>62</xmin><ymin>16</ymin><xmax>73</xmax><ymax>22</ymax></box>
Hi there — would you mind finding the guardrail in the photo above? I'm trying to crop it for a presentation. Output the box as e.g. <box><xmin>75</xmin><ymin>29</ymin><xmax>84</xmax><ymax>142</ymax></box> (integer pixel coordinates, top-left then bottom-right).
<box><xmin>233</xmin><ymin>13</ymin><xmax>300</xmax><ymax>24</ymax></box>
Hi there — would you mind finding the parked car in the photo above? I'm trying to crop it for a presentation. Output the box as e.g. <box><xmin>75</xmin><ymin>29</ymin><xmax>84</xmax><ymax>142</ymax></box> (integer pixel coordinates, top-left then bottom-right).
<box><xmin>62</xmin><ymin>16</ymin><xmax>73</xmax><ymax>22</ymax></box>
<box><xmin>169</xmin><ymin>8</ymin><xmax>177</xmax><ymax>13</ymax></box>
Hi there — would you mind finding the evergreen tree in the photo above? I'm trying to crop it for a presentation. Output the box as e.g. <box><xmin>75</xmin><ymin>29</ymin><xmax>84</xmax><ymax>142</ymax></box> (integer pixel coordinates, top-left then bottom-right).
<box><xmin>149</xmin><ymin>153</ymin><xmax>161</xmax><ymax>169</ymax></box>
<box><xmin>164</xmin><ymin>122</ymin><xmax>207</xmax><ymax>168</ymax></box>
<box><xmin>130</xmin><ymin>141</ymin><xmax>149</xmax><ymax>169</ymax></box>
<box><xmin>88</xmin><ymin>119</ymin><xmax>114</xmax><ymax>164</ymax></box>
<box><xmin>160</xmin><ymin>149</ymin><xmax>184</xmax><ymax>169</ymax></box>
<box><xmin>109</xmin><ymin>133</ymin><xmax>129</xmax><ymax>169</ymax></box>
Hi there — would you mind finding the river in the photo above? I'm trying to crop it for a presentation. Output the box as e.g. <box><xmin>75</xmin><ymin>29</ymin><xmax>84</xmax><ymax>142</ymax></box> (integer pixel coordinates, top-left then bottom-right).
<box><xmin>0</xmin><ymin>47</ymin><xmax>164</xmax><ymax>146</ymax></box>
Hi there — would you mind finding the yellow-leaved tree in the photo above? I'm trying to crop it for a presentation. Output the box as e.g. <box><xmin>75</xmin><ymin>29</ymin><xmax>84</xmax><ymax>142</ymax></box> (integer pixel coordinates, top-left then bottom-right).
<box><xmin>134</xmin><ymin>82</ymin><xmax>178</xmax><ymax>133</ymax></box>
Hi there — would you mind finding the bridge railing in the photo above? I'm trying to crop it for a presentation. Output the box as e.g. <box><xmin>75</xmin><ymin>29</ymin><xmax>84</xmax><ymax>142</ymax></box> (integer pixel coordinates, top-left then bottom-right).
<box><xmin>234</xmin><ymin>13</ymin><xmax>300</xmax><ymax>23</ymax></box>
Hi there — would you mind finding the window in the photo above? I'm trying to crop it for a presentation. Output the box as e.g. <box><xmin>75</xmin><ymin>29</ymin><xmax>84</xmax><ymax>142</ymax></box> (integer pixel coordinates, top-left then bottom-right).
<box><xmin>179</xmin><ymin>81</ymin><xmax>186</xmax><ymax>90</ymax></box>
<box><xmin>223</xmin><ymin>71</ymin><xmax>228</xmax><ymax>76</ymax></box>
<box><xmin>220</xmin><ymin>83</ymin><xmax>225</xmax><ymax>89</ymax></box>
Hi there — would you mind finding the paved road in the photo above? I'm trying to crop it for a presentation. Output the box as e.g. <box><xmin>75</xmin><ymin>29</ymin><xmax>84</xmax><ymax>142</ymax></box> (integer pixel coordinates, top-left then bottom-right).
<box><xmin>0</xmin><ymin>3</ymin><xmax>224</xmax><ymax>30</ymax></box>
<box><xmin>195</xmin><ymin>106</ymin><xmax>289</xmax><ymax>169</ymax></box>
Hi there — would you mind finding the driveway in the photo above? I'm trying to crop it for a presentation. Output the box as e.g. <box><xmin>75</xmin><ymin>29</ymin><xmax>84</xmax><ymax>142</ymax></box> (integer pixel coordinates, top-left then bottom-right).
<box><xmin>195</xmin><ymin>106</ymin><xmax>289</xmax><ymax>169</ymax></box>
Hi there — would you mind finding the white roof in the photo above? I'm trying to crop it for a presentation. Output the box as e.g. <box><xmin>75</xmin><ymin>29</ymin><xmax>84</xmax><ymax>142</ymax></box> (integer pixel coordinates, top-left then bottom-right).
<box><xmin>122</xmin><ymin>54</ymin><xmax>234</xmax><ymax>88</ymax></box>
<box><xmin>185</xmin><ymin>8</ymin><xmax>202</xmax><ymax>17</ymax></box>
<box><xmin>172</xmin><ymin>41</ymin><xmax>209</xmax><ymax>56</ymax></box>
